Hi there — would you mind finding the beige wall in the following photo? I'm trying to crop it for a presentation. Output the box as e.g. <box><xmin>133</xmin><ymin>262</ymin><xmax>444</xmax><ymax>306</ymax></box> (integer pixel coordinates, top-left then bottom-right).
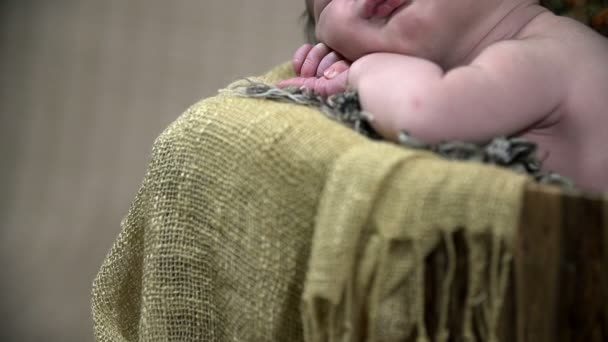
<box><xmin>0</xmin><ymin>1</ymin><xmax>305</xmax><ymax>341</ymax></box>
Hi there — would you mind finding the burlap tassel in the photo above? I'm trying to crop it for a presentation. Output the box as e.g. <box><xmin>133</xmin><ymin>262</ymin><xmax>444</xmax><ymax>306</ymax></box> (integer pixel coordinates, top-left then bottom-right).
<box><xmin>435</xmin><ymin>232</ymin><xmax>457</xmax><ymax>342</ymax></box>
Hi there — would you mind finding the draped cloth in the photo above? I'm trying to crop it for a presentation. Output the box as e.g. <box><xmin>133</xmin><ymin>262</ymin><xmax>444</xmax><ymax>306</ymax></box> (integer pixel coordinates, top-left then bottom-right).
<box><xmin>92</xmin><ymin>63</ymin><xmax>529</xmax><ymax>341</ymax></box>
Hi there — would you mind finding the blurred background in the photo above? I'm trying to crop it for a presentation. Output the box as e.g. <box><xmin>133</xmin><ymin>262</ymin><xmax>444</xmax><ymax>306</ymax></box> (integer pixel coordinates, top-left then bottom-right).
<box><xmin>0</xmin><ymin>1</ymin><xmax>304</xmax><ymax>341</ymax></box>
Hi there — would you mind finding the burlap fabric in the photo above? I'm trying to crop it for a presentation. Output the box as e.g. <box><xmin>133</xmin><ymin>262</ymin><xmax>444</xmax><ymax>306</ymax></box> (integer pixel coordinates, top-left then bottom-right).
<box><xmin>92</xmin><ymin>63</ymin><xmax>529</xmax><ymax>341</ymax></box>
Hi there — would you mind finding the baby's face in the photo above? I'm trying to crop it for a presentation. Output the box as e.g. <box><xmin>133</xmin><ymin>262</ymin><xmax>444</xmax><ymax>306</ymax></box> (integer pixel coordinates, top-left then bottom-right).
<box><xmin>310</xmin><ymin>0</ymin><xmax>503</xmax><ymax>63</ymax></box>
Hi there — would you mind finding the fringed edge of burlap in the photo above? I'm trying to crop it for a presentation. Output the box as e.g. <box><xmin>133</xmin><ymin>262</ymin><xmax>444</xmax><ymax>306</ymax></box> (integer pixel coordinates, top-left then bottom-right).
<box><xmin>301</xmin><ymin>229</ymin><xmax>515</xmax><ymax>342</ymax></box>
<box><xmin>298</xmin><ymin>142</ymin><xmax>526</xmax><ymax>342</ymax></box>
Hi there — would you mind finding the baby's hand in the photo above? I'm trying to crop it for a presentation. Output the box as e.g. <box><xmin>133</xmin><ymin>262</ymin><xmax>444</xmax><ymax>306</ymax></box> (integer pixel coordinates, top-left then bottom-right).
<box><xmin>277</xmin><ymin>43</ymin><xmax>351</xmax><ymax>97</ymax></box>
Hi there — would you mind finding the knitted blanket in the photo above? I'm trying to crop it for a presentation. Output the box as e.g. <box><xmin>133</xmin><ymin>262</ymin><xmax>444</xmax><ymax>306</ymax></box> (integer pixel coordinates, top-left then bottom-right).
<box><xmin>92</xmin><ymin>63</ymin><xmax>530</xmax><ymax>342</ymax></box>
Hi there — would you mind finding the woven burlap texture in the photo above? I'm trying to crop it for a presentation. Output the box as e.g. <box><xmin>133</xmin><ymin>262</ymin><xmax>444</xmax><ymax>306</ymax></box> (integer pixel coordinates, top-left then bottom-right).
<box><xmin>92</xmin><ymin>63</ymin><xmax>529</xmax><ymax>342</ymax></box>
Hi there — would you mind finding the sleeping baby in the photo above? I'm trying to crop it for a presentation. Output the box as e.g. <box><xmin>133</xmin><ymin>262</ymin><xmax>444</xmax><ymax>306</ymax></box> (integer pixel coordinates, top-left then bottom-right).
<box><xmin>277</xmin><ymin>0</ymin><xmax>608</xmax><ymax>193</ymax></box>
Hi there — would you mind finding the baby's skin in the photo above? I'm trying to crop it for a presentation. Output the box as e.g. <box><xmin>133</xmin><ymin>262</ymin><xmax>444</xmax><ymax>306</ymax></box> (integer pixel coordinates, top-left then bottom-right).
<box><xmin>277</xmin><ymin>0</ymin><xmax>608</xmax><ymax>192</ymax></box>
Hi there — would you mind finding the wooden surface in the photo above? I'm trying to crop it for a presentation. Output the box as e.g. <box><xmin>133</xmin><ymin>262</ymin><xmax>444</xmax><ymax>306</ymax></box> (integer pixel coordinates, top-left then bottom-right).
<box><xmin>516</xmin><ymin>184</ymin><xmax>607</xmax><ymax>341</ymax></box>
<box><xmin>424</xmin><ymin>183</ymin><xmax>608</xmax><ymax>341</ymax></box>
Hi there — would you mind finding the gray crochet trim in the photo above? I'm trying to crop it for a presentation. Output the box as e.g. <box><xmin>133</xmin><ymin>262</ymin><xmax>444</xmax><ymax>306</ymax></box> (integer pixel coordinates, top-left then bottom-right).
<box><xmin>227</xmin><ymin>80</ymin><xmax>574</xmax><ymax>188</ymax></box>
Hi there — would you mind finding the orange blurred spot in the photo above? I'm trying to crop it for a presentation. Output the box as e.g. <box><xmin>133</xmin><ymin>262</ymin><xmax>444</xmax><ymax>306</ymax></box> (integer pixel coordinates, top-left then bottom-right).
<box><xmin>591</xmin><ymin>8</ymin><xmax>608</xmax><ymax>30</ymax></box>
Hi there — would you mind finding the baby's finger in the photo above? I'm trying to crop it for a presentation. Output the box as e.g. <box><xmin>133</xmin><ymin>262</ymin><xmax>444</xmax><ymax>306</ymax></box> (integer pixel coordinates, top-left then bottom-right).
<box><xmin>293</xmin><ymin>44</ymin><xmax>313</xmax><ymax>75</ymax></box>
<box><xmin>302</xmin><ymin>77</ymin><xmax>318</xmax><ymax>91</ymax></box>
<box><xmin>323</xmin><ymin>60</ymin><xmax>350</xmax><ymax>79</ymax></box>
<box><xmin>322</xmin><ymin>70</ymin><xmax>349</xmax><ymax>96</ymax></box>
<box><xmin>316</xmin><ymin>51</ymin><xmax>343</xmax><ymax>77</ymax></box>
<box><xmin>300</xmin><ymin>43</ymin><xmax>331</xmax><ymax>78</ymax></box>
<box><xmin>276</xmin><ymin>77</ymin><xmax>307</xmax><ymax>89</ymax></box>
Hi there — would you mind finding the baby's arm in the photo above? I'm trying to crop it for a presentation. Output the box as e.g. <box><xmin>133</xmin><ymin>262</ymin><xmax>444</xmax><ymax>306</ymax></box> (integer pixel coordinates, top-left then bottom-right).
<box><xmin>351</xmin><ymin>42</ymin><xmax>564</xmax><ymax>143</ymax></box>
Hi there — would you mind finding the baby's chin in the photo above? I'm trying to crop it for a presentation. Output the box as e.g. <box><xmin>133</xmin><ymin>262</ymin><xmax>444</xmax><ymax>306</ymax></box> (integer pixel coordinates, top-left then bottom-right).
<box><xmin>317</xmin><ymin>22</ymin><xmax>433</xmax><ymax>61</ymax></box>
<box><xmin>322</xmin><ymin>32</ymin><xmax>418</xmax><ymax>59</ymax></box>
<box><xmin>330</xmin><ymin>41</ymin><xmax>427</xmax><ymax>62</ymax></box>
<box><xmin>319</xmin><ymin>37</ymin><xmax>386</xmax><ymax>61</ymax></box>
